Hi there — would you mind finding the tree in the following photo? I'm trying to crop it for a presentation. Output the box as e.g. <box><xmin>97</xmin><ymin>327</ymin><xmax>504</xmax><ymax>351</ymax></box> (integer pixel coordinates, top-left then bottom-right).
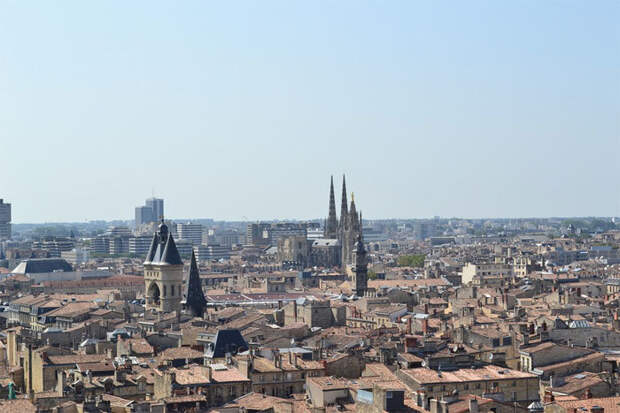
<box><xmin>397</xmin><ymin>254</ymin><xmax>425</xmax><ymax>268</ymax></box>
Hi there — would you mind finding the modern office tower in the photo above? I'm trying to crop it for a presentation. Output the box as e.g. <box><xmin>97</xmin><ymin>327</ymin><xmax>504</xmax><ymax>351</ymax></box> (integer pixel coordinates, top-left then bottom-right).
<box><xmin>174</xmin><ymin>239</ymin><xmax>194</xmax><ymax>257</ymax></box>
<box><xmin>146</xmin><ymin>197</ymin><xmax>164</xmax><ymax>222</ymax></box>
<box><xmin>32</xmin><ymin>237</ymin><xmax>75</xmax><ymax>257</ymax></box>
<box><xmin>246</xmin><ymin>223</ymin><xmax>271</xmax><ymax>246</ymax></box>
<box><xmin>0</xmin><ymin>199</ymin><xmax>11</xmax><ymax>240</ymax></box>
<box><xmin>268</xmin><ymin>223</ymin><xmax>308</xmax><ymax>246</ymax></box>
<box><xmin>135</xmin><ymin>205</ymin><xmax>154</xmax><ymax>226</ymax></box>
<box><xmin>177</xmin><ymin>222</ymin><xmax>203</xmax><ymax>246</ymax></box>
<box><xmin>61</xmin><ymin>247</ymin><xmax>90</xmax><ymax>266</ymax></box>
<box><xmin>90</xmin><ymin>237</ymin><xmax>110</xmax><ymax>255</ymax></box>
<box><xmin>129</xmin><ymin>235</ymin><xmax>154</xmax><ymax>257</ymax></box>
<box><xmin>134</xmin><ymin>197</ymin><xmax>164</xmax><ymax>227</ymax></box>
<box><xmin>194</xmin><ymin>244</ymin><xmax>231</xmax><ymax>262</ymax></box>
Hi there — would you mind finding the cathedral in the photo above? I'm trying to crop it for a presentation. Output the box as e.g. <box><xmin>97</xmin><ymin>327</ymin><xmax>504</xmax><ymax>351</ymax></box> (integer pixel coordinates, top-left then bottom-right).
<box><xmin>323</xmin><ymin>175</ymin><xmax>368</xmax><ymax>296</ymax></box>
<box><xmin>324</xmin><ymin>175</ymin><xmax>363</xmax><ymax>270</ymax></box>
<box><xmin>144</xmin><ymin>220</ymin><xmax>208</xmax><ymax>316</ymax></box>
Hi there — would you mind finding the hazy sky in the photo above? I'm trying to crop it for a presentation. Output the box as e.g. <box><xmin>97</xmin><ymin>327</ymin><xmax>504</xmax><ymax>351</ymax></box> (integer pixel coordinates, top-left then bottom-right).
<box><xmin>1</xmin><ymin>1</ymin><xmax>618</xmax><ymax>223</ymax></box>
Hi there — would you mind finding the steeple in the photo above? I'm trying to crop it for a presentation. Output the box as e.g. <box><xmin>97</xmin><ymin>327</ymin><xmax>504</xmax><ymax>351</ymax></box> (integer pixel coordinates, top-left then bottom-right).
<box><xmin>349</xmin><ymin>194</ymin><xmax>359</xmax><ymax>233</ymax></box>
<box><xmin>353</xmin><ymin>224</ymin><xmax>368</xmax><ymax>297</ymax></box>
<box><xmin>184</xmin><ymin>250</ymin><xmax>208</xmax><ymax>317</ymax></box>
<box><xmin>325</xmin><ymin>176</ymin><xmax>338</xmax><ymax>238</ymax></box>
<box><xmin>339</xmin><ymin>175</ymin><xmax>348</xmax><ymax>231</ymax></box>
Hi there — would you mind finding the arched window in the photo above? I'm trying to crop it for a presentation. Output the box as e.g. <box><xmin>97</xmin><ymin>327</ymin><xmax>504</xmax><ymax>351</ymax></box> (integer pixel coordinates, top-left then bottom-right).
<box><xmin>163</xmin><ymin>285</ymin><xmax>167</xmax><ymax>297</ymax></box>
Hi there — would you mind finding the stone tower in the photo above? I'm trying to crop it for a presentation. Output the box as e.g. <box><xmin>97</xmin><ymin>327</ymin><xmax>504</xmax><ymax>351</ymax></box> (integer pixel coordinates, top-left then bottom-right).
<box><xmin>144</xmin><ymin>220</ymin><xmax>184</xmax><ymax>313</ymax></box>
<box><xmin>324</xmin><ymin>176</ymin><xmax>338</xmax><ymax>239</ymax></box>
<box><xmin>183</xmin><ymin>250</ymin><xmax>208</xmax><ymax>317</ymax></box>
<box><xmin>352</xmin><ymin>222</ymin><xmax>368</xmax><ymax>297</ymax></box>
<box><xmin>341</xmin><ymin>193</ymin><xmax>361</xmax><ymax>269</ymax></box>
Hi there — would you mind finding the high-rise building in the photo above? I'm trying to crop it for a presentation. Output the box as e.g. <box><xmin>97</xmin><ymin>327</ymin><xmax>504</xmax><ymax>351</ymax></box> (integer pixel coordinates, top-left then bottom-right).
<box><xmin>146</xmin><ymin>198</ymin><xmax>164</xmax><ymax>222</ymax></box>
<box><xmin>134</xmin><ymin>197</ymin><xmax>164</xmax><ymax>227</ymax></box>
<box><xmin>194</xmin><ymin>244</ymin><xmax>231</xmax><ymax>262</ymax></box>
<box><xmin>0</xmin><ymin>199</ymin><xmax>11</xmax><ymax>240</ymax></box>
<box><xmin>246</xmin><ymin>223</ymin><xmax>271</xmax><ymax>246</ymax></box>
<box><xmin>129</xmin><ymin>235</ymin><xmax>154</xmax><ymax>257</ymax></box>
<box><xmin>135</xmin><ymin>206</ymin><xmax>153</xmax><ymax>226</ymax></box>
<box><xmin>177</xmin><ymin>222</ymin><xmax>203</xmax><ymax>246</ymax></box>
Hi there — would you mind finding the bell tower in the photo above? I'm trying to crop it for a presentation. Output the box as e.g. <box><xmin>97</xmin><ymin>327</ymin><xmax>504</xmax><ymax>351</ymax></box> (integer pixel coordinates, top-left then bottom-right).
<box><xmin>352</xmin><ymin>217</ymin><xmax>368</xmax><ymax>297</ymax></box>
<box><xmin>143</xmin><ymin>220</ymin><xmax>184</xmax><ymax>313</ymax></box>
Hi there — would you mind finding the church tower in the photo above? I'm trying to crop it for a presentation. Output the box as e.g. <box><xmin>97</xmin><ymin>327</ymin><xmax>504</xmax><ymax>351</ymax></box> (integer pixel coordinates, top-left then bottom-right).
<box><xmin>183</xmin><ymin>250</ymin><xmax>208</xmax><ymax>318</ymax></box>
<box><xmin>324</xmin><ymin>176</ymin><xmax>338</xmax><ymax>239</ymax></box>
<box><xmin>352</xmin><ymin>220</ymin><xmax>368</xmax><ymax>297</ymax></box>
<box><xmin>144</xmin><ymin>220</ymin><xmax>184</xmax><ymax>313</ymax></box>
<box><xmin>338</xmin><ymin>175</ymin><xmax>348</xmax><ymax>235</ymax></box>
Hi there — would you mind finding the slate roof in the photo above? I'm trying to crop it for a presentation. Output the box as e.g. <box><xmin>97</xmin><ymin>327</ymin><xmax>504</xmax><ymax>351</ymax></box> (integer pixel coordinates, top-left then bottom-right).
<box><xmin>12</xmin><ymin>258</ymin><xmax>73</xmax><ymax>274</ymax></box>
<box><xmin>205</xmin><ymin>329</ymin><xmax>248</xmax><ymax>359</ymax></box>
<box><xmin>143</xmin><ymin>222</ymin><xmax>183</xmax><ymax>266</ymax></box>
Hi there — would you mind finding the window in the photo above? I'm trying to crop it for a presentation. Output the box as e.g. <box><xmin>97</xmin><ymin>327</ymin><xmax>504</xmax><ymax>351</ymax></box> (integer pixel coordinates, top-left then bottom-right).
<box><xmin>163</xmin><ymin>285</ymin><xmax>167</xmax><ymax>297</ymax></box>
<box><xmin>171</xmin><ymin>285</ymin><xmax>175</xmax><ymax>296</ymax></box>
<box><xmin>464</xmin><ymin>384</ymin><xmax>469</xmax><ymax>390</ymax></box>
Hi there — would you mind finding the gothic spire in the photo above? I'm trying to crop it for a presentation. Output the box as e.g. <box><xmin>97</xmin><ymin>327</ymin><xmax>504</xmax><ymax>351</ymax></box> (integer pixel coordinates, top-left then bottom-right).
<box><xmin>339</xmin><ymin>175</ymin><xmax>348</xmax><ymax>231</ymax></box>
<box><xmin>184</xmin><ymin>250</ymin><xmax>207</xmax><ymax>317</ymax></box>
<box><xmin>349</xmin><ymin>193</ymin><xmax>359</xmax><ymax>232</ymax></box>
<box><xmin>325</xmin><ymin>176</ymin><xmax>338</xmax><ymax>238</ymax></box>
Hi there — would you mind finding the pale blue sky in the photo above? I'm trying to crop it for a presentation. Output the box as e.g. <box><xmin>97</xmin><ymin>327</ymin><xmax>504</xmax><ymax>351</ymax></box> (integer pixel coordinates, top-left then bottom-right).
<box><xmin>1</xmin><ymin>1</ymin><xmax>618</xmax><ymax>222</ymax></box>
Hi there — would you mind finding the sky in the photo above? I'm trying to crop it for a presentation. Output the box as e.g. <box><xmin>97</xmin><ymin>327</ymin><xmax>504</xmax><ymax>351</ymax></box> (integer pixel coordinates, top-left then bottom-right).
<box><xmin>1</xmin><ymin>1</ymin><xmax>618</xmax><ymax>223</ymax></box>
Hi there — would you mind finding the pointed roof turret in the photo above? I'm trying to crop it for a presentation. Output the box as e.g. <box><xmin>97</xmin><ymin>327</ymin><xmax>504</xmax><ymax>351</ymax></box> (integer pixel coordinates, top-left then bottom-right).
<box><xmin>325</xmin><ymin>176</ymin><xmax>338</xmax><ymax>238</ymax></box>
<box><xmin>143</xmin><ymin>233</ymin><xmax>158</xmax><ymax>264</ymax></box>
<box><xmin>161</xmin><ymin>233</ymin><xmax>183</xmax><ymax>265</ymax></box>
<box><xmin>184</xmin><ymin>250</ymin><xmax>207</xmax><ymax>317</ymax></box>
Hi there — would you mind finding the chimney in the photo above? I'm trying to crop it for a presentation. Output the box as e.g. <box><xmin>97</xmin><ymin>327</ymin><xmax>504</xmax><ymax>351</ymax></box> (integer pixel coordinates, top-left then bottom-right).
<box><xmin>206</xmin><ymin>365</ymin><xmax>212</xmax><ymax>382</ymax></box>
<box><xmin>543</xmin><ymin>390</ymin><xmax>554</xmax><ymax>403</ymax></box>
<box><xmin>293</xmin><ymin>301</ymin><xmax>298</xmax><ymax>322</ymax></box>
<box><xmin>422</xmin><ymin>318</ymin><xmax>429</xmax><ymax>335</ymax></box>
<box><xmin>468</xmin><ymin>398</ymin><xmax>478</xmax><ymax>413</ymax></box>
<box><xmin>424</xmin><ymin>303</ymin><xmax>429</xmax><ymax>314</ymax></box>
<box><xmin>407</xmin><ymin>317</ymin><xmax>412</xmax><ymax>335</ymax></box>
<box><xmin>584</xmin><ymin>388</ymin><xmax>592</xmax><ymax>399</ymax></box>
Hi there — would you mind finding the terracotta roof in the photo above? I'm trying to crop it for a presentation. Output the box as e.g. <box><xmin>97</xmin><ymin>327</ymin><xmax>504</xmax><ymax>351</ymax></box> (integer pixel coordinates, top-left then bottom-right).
<box><xmin>47</xmin><ymin>354</ymin><xmax>107</xmax><ymax>365</ymax></box>
<box><xmin>0</xmin><ymin>399</ymin><xmax>37</xmax><ymax>413</ymax></box>
<box><xmin>400</xmin><ymin>365</ymin><xmax>536</xmax><ymax>385</ymax></box>
<box><xmin>554</xmin><ymin>396</ymin><xmax>620</xmax><ymax>411</ymax></box>
<box><xmin>158</xmin><ymin>346</ymin><xmax>204</xmax><ymax>361</ymax></box>
<box><xmin>224</xmin><ymin>392</ymin><xmax>288</xmax><ymax>410</ymax></box>
<box><xmin>44</xmin><ymin>301</ymin><xmax>98</xmax><ymax>317</ymax></box>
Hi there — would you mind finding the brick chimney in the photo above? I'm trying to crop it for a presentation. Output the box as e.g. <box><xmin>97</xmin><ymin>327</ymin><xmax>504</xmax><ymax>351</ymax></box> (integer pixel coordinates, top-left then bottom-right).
<box><xmin>543</xmin><ymin>390</ymin><xmax>554</xmax><ymax>403</ymax></box>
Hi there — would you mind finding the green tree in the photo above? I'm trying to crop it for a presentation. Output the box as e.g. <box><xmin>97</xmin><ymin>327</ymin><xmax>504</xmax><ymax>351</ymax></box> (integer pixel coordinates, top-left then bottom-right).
<box><xmin>397</xmin><ymin>254</ymin><xmax>425</xmax><ymax>268</ymax></box>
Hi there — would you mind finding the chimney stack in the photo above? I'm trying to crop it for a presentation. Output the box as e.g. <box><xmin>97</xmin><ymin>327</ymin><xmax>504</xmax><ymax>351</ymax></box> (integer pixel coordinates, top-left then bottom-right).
<box><xmin>468</xmin><ymin>398</ymin><xmax>478</xmax><ymax>413</ymax></box>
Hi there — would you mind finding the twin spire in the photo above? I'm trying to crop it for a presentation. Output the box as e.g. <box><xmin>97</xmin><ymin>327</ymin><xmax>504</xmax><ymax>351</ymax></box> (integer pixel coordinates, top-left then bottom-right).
<box><xmin>324</xmin><ymin>175</ymin><xmax>362</xmax><ymax>239</ymax></box>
